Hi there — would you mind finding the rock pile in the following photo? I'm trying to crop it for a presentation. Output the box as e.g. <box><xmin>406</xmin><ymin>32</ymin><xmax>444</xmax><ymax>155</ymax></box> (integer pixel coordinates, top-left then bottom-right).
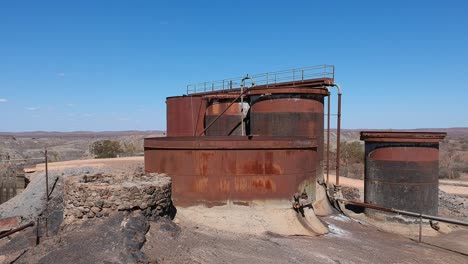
<box><xmin>63</xmin><ymin>172</ymin><xmax>172</xmax><ymax>222</ymax></box>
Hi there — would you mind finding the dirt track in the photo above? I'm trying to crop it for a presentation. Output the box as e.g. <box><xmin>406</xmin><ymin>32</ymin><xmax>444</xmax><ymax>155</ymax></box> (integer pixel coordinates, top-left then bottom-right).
<box><xmin>326</xmin><ymin>173</ymin><xmax>468</xmax><ymax>197</ymax></box>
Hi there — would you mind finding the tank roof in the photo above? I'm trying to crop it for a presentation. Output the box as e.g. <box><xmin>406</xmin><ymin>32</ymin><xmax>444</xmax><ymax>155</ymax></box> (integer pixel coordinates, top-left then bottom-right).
<box><xmin>360</xmin><ymin>131</ymin><xmax>447</xmax><ymax>143</ymax></box>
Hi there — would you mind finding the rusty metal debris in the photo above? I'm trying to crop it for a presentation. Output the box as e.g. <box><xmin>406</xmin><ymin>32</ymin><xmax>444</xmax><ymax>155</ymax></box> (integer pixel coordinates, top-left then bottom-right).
<box><xmin>0</xmin><ymin>221</ymin><xmax>34</xmax><ymax>240</ymax></box>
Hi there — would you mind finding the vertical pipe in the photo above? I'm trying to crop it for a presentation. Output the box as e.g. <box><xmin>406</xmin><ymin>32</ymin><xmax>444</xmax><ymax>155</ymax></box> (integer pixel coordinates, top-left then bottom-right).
<box><xmin>46</xmin><ymin>217</ymin><xmax>49</xmax><ymax>237</ymax></box>
<box><xmin>419</xmin><ymin>214</ymin><xmax>422</xmax><ymax>243</ymax></box>
<box><xmin>36</xmin><ymin>217</ymin><xmax>40</xmax><ymax>245</ymax></box>
<box><xmin>240</xmin><ymin>83</ymin><xmax>244</xmax><ymax>136</ymax></box>
<box><xmin>0</xmin><ymin>181</ymin><xmax>3</xmax><ymax>204</ymax></box>
<box><xmin>336</xmin><ymin>93</ymin><xmax>342</xmax><ymax>186</ymax></box>
<box><xmin>45</xmin><ymin>148</ymin><xmax>49</xmax><ymax>201</ymax></box>
<box><xmin>326</xmin><ymin>93</ymin><xmax>331</xmax><ymax>185</ymax></box>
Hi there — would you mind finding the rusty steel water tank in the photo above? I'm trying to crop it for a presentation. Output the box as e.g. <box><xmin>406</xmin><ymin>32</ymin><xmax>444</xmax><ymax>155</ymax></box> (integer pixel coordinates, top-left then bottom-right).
<box><xmin>360</xmin><ymin>131</ymin><xmax>446</xmax><ymax>216</ymax></box>
<box><xmin>205</xmin><ymin>98</ymin><xmax>247</xmax><ymax>136</ymax></box>
<box><xmin>248</xmin><ymin>88</ymin><xmax>329</xmax><ymax>190</ymax></box>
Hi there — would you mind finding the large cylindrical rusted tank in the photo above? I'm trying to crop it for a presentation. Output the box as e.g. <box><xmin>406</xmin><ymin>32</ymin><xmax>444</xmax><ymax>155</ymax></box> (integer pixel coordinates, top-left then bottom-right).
<box><xmin>248</xmin><ymin>88</ymin><xmax>329</xmax><ymax>195</ymax></box>
<box><xmin>360</xmin><ymin>131</ymin><xmax>446</xmax><ymax>216</ymax></box>
<box><xmin>144</xmin><ymin>136</ymin><xmax>318</xmax><ymax>207</ymax></box>
<box><xmin>205</xmin><ymin>99</ymin><xmax>247</xmax><ymax>136</ymax></box>
<box><xmin>166</xmin><ymin>96</ymin><xmax>207</xmax><ymax>137</ymax></box>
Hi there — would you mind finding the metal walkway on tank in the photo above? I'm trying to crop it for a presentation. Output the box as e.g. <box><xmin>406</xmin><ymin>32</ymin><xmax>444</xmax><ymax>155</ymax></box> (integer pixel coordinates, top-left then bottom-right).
<box><xmin>186</xmin><ymin>64</ymin><xmax>335</xmax><ymax>94</ymax></box>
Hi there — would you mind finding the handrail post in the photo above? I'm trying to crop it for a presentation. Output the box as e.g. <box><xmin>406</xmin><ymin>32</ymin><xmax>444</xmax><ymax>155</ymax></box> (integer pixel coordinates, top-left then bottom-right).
<box><xmin>293</xmin><ymin>69</ymin><xmax>295</xmax><ymax>84</ymax></box>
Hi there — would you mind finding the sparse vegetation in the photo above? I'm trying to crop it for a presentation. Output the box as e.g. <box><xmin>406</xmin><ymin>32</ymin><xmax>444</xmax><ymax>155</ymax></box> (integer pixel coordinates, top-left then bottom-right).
<box><xmin>90</xmin><ymin>140</ymin><xmax>123</xmax><ymax>159</ymax></box>
<box><xmin>324</xmin><ymin>141</ymin><xmax>365</xmax><ymax>179</ymax></box>
<box><xmin>122</xmin><ymin>142</ymin><xmax>139</xmax><ymax>156</ymax></box>
<box><xmin>439</xmin><ymin>138</ymin><xmax>466</xmax><ymax>179</ymax></box>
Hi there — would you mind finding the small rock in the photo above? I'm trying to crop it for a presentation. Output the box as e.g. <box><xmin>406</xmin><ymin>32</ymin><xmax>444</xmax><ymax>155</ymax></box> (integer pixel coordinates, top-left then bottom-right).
<box><xmin>102</xmin><ymin>208</ymin><xmax>112</xmax><ymax>216</ymax></box>
<box><xmin>73</xmin><ymin>209</ymin><xmax>83</xmax><ymax>218</ymax></box>
<box><xmin>118</xmin><ymin>203</ymin><xmax>130</xmax><ymax>211</ymax></box>
<box><xmin>96</xmin><ymin>200</ymin><xmax>104</xmax><ymax>208</ymax></box>
<box><xmin>91</xmin><ymin>206</ymin><xmax>101</xmax><ymax>213</ymax></box>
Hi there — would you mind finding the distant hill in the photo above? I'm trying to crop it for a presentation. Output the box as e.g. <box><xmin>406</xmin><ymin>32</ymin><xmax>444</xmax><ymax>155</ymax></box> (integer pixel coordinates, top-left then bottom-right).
<box><xmin>0</xmin><ymin>131</ymin><xmax>165</xmax><ymax>163</ymax></box>
<box><xmin>0</xmin><ymin>130</ymin><xmax>165</xmax><ymax>138</ymax></box>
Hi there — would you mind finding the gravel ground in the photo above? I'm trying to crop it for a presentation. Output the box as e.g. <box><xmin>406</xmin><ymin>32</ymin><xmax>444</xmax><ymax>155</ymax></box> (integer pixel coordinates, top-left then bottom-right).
<box><xmin>143</xmin><ymin>212</ymin><xmax>468</xmax><ymax>264</ymax></box>
<box><xmin>438</xmin><ymin>190</ymin><xmax>468</xmax><ymax>221</ymax></box>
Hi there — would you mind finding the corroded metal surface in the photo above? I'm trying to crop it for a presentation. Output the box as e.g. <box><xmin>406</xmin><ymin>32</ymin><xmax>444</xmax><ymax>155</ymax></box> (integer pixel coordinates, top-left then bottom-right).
<box><xmin>205</xmin><ymin>100</ymin><xmax>243</xmax><ymax>136</ymax></box>
<box><xmin>361</xmin><ymin>131</ymin><xmax>446</xmax><ymax>216</ymax></box>
<box><xmin>166</xmin><ymin>96</ymin><xmax>206</xmax><ymax>137</ymax></box>
<box><xmin>360</xmin><ymin>131</ymin><xmax>447</xmax><ymax>143</ymax></box>
<box><xmin>249</xmin><ymin>93</ymin><xmax>326</xmax><ymax>182</ymax></box>
<box><xmin>144</xmin><ymin>136</ymin><xmax>318</xmax><ymax>207</ymax></box>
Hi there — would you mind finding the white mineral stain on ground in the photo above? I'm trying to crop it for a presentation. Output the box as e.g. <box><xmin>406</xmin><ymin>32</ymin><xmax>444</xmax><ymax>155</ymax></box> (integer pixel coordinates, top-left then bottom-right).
<box><xmin>326</xmin><ymin>224</ymin><xmax>351</xmax><ymax>238</ymax></box>
<box><xmin>329</xmin><ymin>214</ymin><xmax>352</xmax><ymax>222</ymax></box>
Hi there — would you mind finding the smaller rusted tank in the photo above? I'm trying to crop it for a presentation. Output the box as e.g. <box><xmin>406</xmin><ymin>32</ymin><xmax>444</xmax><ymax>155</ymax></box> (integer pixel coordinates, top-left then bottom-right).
<box><xmin>360</xmin><ymin>131</ymin><xmax>446</xmax><ymax>216</ymax></box>
<box><xmin>205</xmin><ymin>98</ymin><xmax>247</xmax><ymax>136</ymax></box>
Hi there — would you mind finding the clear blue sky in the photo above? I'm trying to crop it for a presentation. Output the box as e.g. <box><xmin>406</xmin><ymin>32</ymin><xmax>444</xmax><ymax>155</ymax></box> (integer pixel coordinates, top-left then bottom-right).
<box><xmin>1</xmin><ymin>0</ymin><xmax>467</xmax><ymax>132</ymax></box>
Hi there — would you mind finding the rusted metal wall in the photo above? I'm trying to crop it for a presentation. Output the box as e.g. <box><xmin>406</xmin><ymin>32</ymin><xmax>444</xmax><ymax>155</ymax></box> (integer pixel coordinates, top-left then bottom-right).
<box><xmin>249</xmin><ymin>91</ymin><xmax>327</xmax><ymax>182</ymax></box>
<box><xmin>144</xmin><ymin>136</ymin><xmax>317</xmax><ymax>207</ymax></box>
<box><xmin>166</xmin><ymin>96</ymin><xmax>206</xmax><ymax>137</ymax></box>
<box><xmin>360</xmin><ymin>132</ymin><xmax>446</xmax><ymax>216</ymax></box>
<box><xmin>205</xmin><ymin>100</ymin><xmax>244</xmax><ymax>136</ymax></box>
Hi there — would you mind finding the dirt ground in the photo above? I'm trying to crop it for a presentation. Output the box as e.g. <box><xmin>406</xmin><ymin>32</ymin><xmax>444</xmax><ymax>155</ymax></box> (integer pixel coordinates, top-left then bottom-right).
<box><xmin>143</xmin><ymin>210</ymin><xmax>468</xmax><ymax>264</ymax></box>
